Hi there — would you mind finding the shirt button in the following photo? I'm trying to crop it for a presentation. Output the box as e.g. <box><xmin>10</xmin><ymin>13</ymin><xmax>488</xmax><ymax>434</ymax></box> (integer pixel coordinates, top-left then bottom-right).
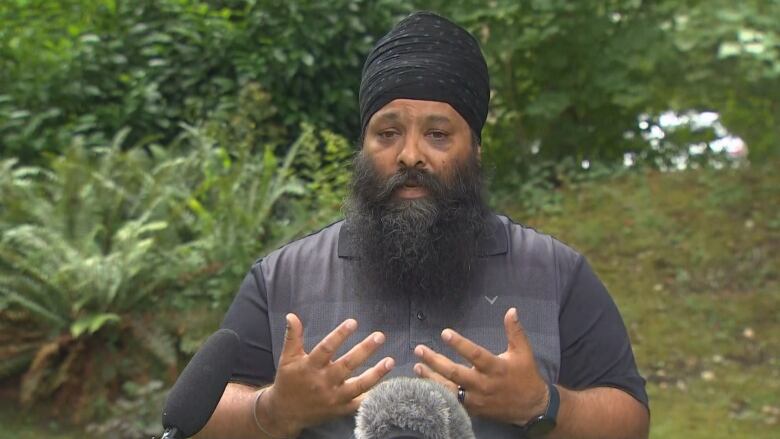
<box><xmin>416</xmin><ymin>311</ymin><xmax>426</xmax><ymax>321</ymax></box>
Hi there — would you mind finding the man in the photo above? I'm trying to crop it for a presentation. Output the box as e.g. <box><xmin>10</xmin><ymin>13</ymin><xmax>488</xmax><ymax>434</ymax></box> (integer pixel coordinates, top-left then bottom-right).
<box><xmin>198</xmin><ymin>11</ymin><xmax>649</xmax><ymax>439</ymax></box>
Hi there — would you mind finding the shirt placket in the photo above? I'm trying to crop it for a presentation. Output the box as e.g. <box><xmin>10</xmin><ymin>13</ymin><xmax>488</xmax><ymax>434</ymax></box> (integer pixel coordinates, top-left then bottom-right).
<box><xmin>409</xmin><ymin>296</ymin><xmax>432</xmax><ymax>350</ymax></box>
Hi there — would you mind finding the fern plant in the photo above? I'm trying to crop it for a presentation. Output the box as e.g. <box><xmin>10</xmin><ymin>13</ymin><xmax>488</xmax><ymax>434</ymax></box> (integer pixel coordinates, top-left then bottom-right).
<box><xmin>0</xmin><ymin>131</ymin><xmax>190</xmax><ymax>420</ymax></box>
<box><xmin>0</xmin><ymin>115</ymin><xmax>353</xmax><ymax>421</ymax></box>
<box><xmin>169</xmin><ymin>86</ymin><xmax>352</xmax><ymax>309</ymax></box>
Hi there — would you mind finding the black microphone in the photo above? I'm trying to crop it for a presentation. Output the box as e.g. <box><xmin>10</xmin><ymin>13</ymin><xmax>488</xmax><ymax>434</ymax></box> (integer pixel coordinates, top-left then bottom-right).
<box><xmin>354</xmin><ymin>377</ymin><xmax>476</xmax><ymax>439</ymax></box>
<box><xmin>160</xmin><ymin>328</ymin><xmax>241</xmax><ymax>439</ymax></box>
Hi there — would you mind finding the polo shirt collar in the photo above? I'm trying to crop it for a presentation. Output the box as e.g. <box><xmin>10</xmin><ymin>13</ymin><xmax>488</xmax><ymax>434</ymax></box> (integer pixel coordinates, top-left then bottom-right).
<box><xmin>337</xmin><ymin>213</ymin><xmax>507</xmax><ymax>258</ymax></box>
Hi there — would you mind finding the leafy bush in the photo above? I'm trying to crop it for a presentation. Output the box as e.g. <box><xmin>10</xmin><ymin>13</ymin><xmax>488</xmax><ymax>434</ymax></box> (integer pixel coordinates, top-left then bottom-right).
<box><xmin>0</xmin><ymin>135</ymin><xmax>185</xmax><ymax>420</ymax></box>
<box><xmin>0</xmin><ymin>0</ymin><xmax>410</xmax><ymax>163</ymax></box>
<box><xmin>3</xmin><ymin>0</ymin><xmax>777</xmax><ymax>179</ymax></box>
<box><xmin>421</xmin><ymin>0</ymin><xmax>778</xmax><ymax>188</ymax></box>
<box><xmin>166</xmin><ymin>121</ymin><xmax>352</xmax><ymax>310</ymax></box>
<box><xmin>0</xmin><ymin>105</ymin><xmax>352</xmax><ymax>419</ymax></box>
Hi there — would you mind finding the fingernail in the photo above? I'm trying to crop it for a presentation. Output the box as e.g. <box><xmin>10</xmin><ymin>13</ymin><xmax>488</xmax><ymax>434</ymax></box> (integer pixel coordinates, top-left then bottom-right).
<box><xmin>345</xmin><ymin>319</ymin><xmax>357</xmax><ymax>331</ymax></box>
<box><xmin>414</xmin><ymin>345</ymin><xmax>424</xmax><ymax>357</ymax></box>
<box><xmin>372</xmin><ymin>332</ymin><xmax>385</xmax><ymax>344</ymax></box>
<box><xmin>441</xmin><ymin>329</ymin><xmax>453</xmax><ymax>342</ymax></box>
<box><xmin>511</xmin><ymin>307</ymin><xmax>519</xmax><ymax>322</ymax></box>
<box><xmin>385</xmin><ymin>358</ymin><xmax>395</xmax><ymax>370</ymax></box>
<box><xmin>414</xmin><ymin>364</ymin><xmax>422</xmax><ymax>375</ymax></box>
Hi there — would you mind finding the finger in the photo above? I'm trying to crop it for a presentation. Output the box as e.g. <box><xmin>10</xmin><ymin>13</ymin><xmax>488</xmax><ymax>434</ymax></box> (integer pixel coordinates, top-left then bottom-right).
<box><xmin>308</xmin><ymin>319</ymin><xmax>358</xmax><ymax>366</ymax></box>
<box><xmin>416</xmin><ymin>363</ymin><xmax>488</xmax><ymax>416</ymax></box>
<box><xmin>336</xmin><ymin>391</ymin><xmax>370</xmax><ymax>417</ymax></box>
<box><xmin>352</xmin><ymin>392</ymin><xmax>367</xmax><ymax>407</ymax></box>
<box><xmin>341</xmin><ymin>357</ymin><xmax>395</xmax><ymax>400</ymax></box>
<box><xmin>413</xmin><ymin>363</ymin><xmax>458</xmax><ymax>393</ymax></box>
<box><xmin>440</xmin><ymin>328</ymin><xmax>499</xmax><ymax>373</ymax></box>
<box><xmin>414</xmin><ymin>344</ymin><xmax>480</xmax><ymax>389</ymax></box>
<box><xmin>338</xmin><ymin>396</ymin><xmax>363</xmax><ymax>417</ymax></box>
<box><xmin>279</xmin><ymin>313</ymin><xmax>305</xmax><ymax>361</ymax></box>
<box><xmin>332</xmin><ymin>332</ymin><xmax>386</xmax><ymax>379</ymax></box>
<box><xmin>504</xmin><ymin>307</ymin><xmax>532</xmax><ymax>353</ymax></box>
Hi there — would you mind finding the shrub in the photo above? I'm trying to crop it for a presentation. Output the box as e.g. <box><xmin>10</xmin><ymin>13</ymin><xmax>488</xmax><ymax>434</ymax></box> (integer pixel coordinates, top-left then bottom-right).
<box><xmin>0</xmin><ymin>138</ymin><xmax>177</xmax><ymax>420</ymax></box>
<box><xmin>0</xmin><ymin>112</ymin><xmax>352</xmax><ymax>419</ymax></box>
<box><xmin>0</xmin><ymin>0</ymin><xmax>411</xmax><ymax>163</ymax></box>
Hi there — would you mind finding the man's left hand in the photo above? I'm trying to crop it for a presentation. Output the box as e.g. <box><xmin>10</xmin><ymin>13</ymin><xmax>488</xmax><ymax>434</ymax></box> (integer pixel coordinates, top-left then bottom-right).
<box><xmin>413</xmin><ymin>307</ymin><xmax>550</xmax><ymax>425</ymax></box>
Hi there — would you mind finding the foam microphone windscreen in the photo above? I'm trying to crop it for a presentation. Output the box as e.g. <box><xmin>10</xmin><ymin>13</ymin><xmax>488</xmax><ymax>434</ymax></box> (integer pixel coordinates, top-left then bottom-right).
<box><xmin>162</xmin><ymin>328</ymin><xmax>240</xmax><ymax>438</ymax></box>
<box><xmin>354</xmin><ymin>377</ymin><xmax>475</xmax><ymax>439</ymax></box>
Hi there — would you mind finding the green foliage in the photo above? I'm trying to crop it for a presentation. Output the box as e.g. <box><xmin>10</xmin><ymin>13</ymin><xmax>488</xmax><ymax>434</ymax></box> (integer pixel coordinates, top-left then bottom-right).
<box><xmin>0</xmin><ymin>134</ymin><xmax>187</xmax><ymax>419</ymax></box>
<box><xmin>167</xmin><ymin>119</ymin><xmax>351</xmax><ymax>309</ymax></box>
<box><xmin>0</xmin><ymin>112</ymin><xmax>352</xmax><ymax>417</ymax></box>
<box><xmin>0</xmin><ymin>0</ymin><xmax>410</xmax><ymax>162</ymax></box>
<box><xmin>662</xmin><ymin>0</ymin><xmax>780</xmax><ymax>161</ymax></box>
<box><xmin>420</xmin><ymin>0</ymin><xmax>779</xmax><ymax>187</ymax></box>
<box><xmin>228</xmin><ymin>0</ymin><xmax>412</xmax><ymax>137</ymax></box>
<box><xmin>1</xmin><ymin>0</ymin><xmax>238</xmax><ymax>161</ymax></box>
<box><xmin>3</xmin><ymin>0</ymin><xmax>776</xmax><ymax>185</ymax></box>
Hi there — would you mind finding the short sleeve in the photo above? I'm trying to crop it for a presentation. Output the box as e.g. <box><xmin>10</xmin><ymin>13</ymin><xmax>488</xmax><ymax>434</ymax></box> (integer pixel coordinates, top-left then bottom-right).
<box><xmin>220</xmin><ymin>262</ymin><xmax>276</xmax><ymax>386</ymax></box>
<box><xmin>557</xmin><ymin>257</ymin><xmax>649</xmax><ymax>408</ymax></box>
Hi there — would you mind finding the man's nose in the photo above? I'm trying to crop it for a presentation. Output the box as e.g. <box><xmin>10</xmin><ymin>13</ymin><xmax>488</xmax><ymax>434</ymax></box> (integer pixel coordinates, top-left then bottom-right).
<box><xmin>397</xmin><ymin>134</ymin><xmax>425</xmax><ymax>169</ymax></box>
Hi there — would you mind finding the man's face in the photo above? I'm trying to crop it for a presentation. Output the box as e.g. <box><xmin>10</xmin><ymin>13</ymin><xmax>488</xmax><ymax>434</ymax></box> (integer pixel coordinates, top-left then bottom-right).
<box><xmin>361</xmin><ymin>98</ymin><xmax>480</xmax><ymax>200</ymax></box>
<box><xmin>348</xmin><ymin>98</ymin><xmax>487</xmax><ymax>306</ymax></box>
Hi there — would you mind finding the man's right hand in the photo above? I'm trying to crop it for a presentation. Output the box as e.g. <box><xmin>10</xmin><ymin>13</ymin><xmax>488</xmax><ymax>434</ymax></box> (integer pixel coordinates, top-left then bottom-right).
<box><xmin>255</xmin><ymin>313</ymin><xmax>394</xmax><ymax>437</ymax></box>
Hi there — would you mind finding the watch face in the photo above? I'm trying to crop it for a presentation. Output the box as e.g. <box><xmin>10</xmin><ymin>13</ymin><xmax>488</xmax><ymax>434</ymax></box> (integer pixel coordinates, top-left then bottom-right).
<box><xmin>526</xmin><ymin>418</ymin><xmax>556</xmax><ymax>438</ymax></box>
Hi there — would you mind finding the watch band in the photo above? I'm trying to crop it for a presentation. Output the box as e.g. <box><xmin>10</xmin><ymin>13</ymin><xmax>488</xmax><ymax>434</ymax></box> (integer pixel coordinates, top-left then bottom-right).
<box><xmin>544</xmin><ymin>382</ymin><xmax>560</xmax><ymax>422</ymax></box>
<box><xmin>518</xmin><ymin>382</ymin><xmax>560</xmax><ymax>438</ymax></box>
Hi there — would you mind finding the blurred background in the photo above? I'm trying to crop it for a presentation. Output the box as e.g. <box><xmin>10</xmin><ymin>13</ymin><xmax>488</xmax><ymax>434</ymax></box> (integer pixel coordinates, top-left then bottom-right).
<box><xmin>0</xmin><ymin>1</ymin><xmax>777</xmax><ymax>437</ymax></box>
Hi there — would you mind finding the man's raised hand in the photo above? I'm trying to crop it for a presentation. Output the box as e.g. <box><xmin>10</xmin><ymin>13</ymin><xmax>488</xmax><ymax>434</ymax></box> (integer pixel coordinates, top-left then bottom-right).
<box><xmin>257</xmin><ymin>314</ymin><xmax>394</xmax><ymax>437</ymax></box>
<box><xmin>412</xmin><ymin>307</ymin><xmax>550</xmax><ymax>426</ymax></box>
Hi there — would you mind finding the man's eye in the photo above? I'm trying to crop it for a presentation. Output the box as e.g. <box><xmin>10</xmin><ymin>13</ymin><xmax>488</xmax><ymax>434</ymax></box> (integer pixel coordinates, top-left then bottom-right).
<box><xmin>428</xmin><ymin>131</ymin><xmax>448</xmax><ymax>140</ymax></box>
<box><xmin>378</xmin><ymin>131</ymin><xmax>399</xmax><ymax>140</ymax></box>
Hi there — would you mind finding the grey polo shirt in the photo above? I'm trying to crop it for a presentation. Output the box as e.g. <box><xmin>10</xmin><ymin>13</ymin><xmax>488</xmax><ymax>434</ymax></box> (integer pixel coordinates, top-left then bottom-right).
<box><xmin>222</xmin><ymin>214</ymin><xmax>648</xmax><ymax>438</ymax></box>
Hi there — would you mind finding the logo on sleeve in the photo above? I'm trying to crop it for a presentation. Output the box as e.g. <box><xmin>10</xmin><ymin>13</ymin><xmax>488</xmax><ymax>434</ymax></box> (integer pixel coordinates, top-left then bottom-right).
<box><xmin>484</xmin><ymin>295</ymin><xmax>498</xmax><ymax>305</ymax></box>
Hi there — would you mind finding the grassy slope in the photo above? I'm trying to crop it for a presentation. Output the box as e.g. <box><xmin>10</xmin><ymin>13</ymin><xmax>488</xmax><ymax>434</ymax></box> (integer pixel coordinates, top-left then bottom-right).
<box><xmin>502</xmin><ymin>162</ymin><xmax>780</xmax><ymax>438</ymax></box>
<box><xmin>2</xmin><ymin>162</ymin><xmax>777</xmax><ymax>438</ymax></box>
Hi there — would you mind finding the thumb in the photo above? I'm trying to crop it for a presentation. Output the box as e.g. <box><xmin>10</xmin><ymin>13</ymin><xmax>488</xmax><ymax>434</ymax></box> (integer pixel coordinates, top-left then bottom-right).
<box><xmin>504</xmin><ymin>307</ymin><xmax>532</xmax><ymax>353</ymax></box>
<box><xmin>280</xmin><ymin>313</ymin><xmax>305</xmax><ymax>361</ymax></box>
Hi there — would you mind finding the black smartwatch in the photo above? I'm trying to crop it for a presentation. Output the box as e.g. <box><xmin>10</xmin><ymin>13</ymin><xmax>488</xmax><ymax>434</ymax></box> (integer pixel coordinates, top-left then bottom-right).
<box><xmin>519</xmin><ymin>382</ymin><xmax>560</xmax><ymax>438</ymax></box>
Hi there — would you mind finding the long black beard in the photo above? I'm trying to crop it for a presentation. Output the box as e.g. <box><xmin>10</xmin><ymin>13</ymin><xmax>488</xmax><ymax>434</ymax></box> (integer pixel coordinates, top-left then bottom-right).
<box><xmin>344</xmin><ymin>150</ymin><xmax>489</xmax><ymax>307</ymax></box>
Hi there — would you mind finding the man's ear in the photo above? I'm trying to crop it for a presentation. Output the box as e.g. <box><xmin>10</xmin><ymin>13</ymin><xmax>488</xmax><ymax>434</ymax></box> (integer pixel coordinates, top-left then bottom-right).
<box><xmin>477</xmin><ymin>143</ymin><xmax>482</xmax><ymax>162</ymax></box>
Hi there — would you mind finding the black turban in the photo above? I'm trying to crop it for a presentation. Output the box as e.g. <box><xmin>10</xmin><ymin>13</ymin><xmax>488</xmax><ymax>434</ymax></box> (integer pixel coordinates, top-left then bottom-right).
<box><xmin>359</xmin><ymin>11</ymin><xmax>490</xmax><ymax>143</ymax></box>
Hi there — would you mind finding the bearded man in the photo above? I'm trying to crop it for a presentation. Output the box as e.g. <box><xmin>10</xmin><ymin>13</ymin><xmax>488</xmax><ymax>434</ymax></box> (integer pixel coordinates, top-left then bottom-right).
<box><xmin>197</xmin><ymin>11</ymin><xmax>649</xmax><ymax>439</ymax></box>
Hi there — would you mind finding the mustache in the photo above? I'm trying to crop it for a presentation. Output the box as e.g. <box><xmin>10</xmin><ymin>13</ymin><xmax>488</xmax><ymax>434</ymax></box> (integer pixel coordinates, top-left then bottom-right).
<box><xmin>375</xmin><ymin>167</ymin><xmax>446</xmax><ymax>201</ymax></box>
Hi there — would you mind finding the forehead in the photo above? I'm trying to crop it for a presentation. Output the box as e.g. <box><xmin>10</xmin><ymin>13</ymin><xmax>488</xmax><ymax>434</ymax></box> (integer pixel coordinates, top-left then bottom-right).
<box><xmin>368</xmin><ymin>99</ymin><xmax>468</xmax><ymax>126</ymax></box>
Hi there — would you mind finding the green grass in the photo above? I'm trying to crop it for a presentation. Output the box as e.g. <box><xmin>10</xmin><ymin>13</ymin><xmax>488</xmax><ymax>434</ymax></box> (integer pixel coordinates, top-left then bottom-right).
<box><xmin>506</xmin><ymin>162</ymin><xmax>780</xmax><ymax>438</ymax></box>
<box><xmin>2</xmin><ymin>161</ymin><xmax>778</xmax><ymax>437</ymax></box>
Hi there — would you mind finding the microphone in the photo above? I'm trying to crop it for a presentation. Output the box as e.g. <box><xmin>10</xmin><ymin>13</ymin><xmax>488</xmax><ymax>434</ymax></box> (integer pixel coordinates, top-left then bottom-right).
<box><xmin>354</xmin><ymin>377</ymin><xmax>475</xmax><ymax>439</ymax></box>
<box><xmin>160</xmin><ymin>328</ymin><xmax>241</xmax><ymax>439</ymax></box>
